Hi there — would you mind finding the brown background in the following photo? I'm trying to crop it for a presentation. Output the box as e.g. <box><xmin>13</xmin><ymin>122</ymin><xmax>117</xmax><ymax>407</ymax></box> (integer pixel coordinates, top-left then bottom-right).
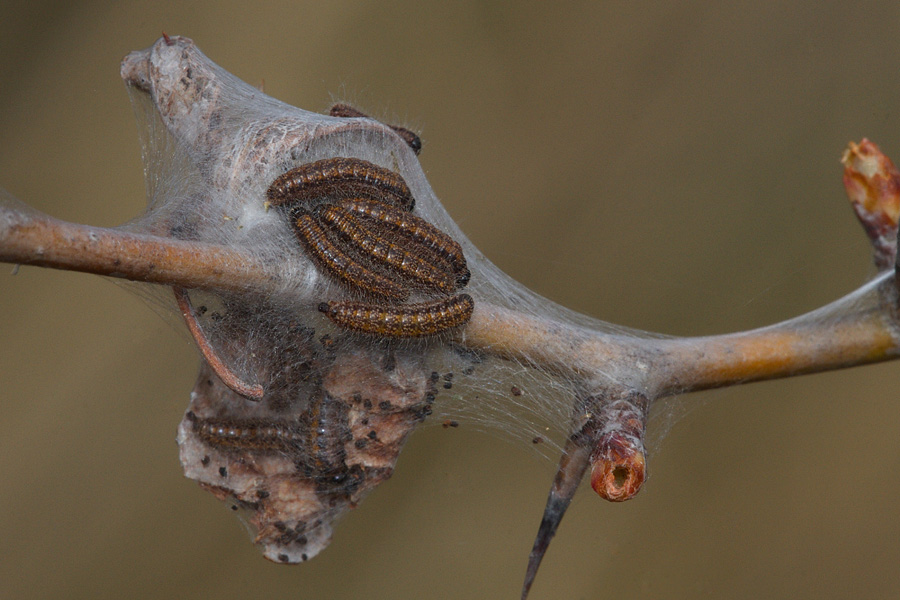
<box><xmin>2</xmin><ymin>2</ymin><xmax>899</xmax><ymax>599</ymax></box>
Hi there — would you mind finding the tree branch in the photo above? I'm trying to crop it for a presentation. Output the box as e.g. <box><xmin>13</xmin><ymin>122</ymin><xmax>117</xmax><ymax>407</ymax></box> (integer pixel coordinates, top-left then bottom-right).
<box><xmin>6</xmin><ymin>199</ymin><xmax>896</xmax><ymax>394</ymax></box>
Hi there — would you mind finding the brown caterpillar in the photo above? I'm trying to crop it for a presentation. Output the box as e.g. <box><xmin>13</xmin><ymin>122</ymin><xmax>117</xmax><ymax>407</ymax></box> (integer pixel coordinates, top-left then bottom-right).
<box><xmin>293</xmin><ymin>211</ymin><xmax>409</xmax><ymax>301</ymax></box>
<box><xmin>186</xmin><ymin>411</ymin><xmax>305</xmax><ymax>453</ymax></box>
<box><xmin>266</xmin><ymin>157</ymin><xmax>415</xmax><ymax>211</ymax></box>
<box><xmin>305</xmin><ymin>393</ymin><xmax>352</xmax><ymax>478</ymax></box>
<box><xmin>329</xmin><ymin>103</ymin><xmax>422</xmax><ymax>155</ymax></box>
<box><xmin>340</xmin><ymin>198</ymin><xmax>470</xmax><ymax>286</ymax></box>
<box><xmin>186</xmin><ymin>394</ymin><xmax>351</xmax><ymax>480</ymax></box>
<box><xmin>318</xmin><ymin>293</ymin><xmax>474</xmax><ymax>338</ymax></box>
<box><xmin>317</xmin><ymin>204</ymin><xmax>456</xmax><ymax>295</ymax></box>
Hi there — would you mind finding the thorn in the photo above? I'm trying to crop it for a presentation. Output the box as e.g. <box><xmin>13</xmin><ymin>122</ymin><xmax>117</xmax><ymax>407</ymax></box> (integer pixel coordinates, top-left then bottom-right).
<box><xmin>521</xmin><ymin>434</ymin><xmax>591</xmax><ymax>600</ymax></box>
<box><xmin>522</xmin><ymin>391</ymin><xmax>649</xmax><ymax>597</ymax></box>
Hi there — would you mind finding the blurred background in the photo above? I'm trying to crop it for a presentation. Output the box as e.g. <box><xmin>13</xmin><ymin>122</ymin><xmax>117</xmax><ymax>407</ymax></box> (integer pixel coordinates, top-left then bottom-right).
<box><xmin>2</xmin><ymin>2</ymin><xmax>899</xmax><ymax>598</ymax></box>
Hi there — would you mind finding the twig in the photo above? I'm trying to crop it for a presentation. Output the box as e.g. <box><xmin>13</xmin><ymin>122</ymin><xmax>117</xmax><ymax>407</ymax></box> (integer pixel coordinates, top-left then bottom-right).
<box><xmin>0</xmin><ymin>203</ymin><xmax>281</xmax><ymax>294</ymax></box>
<box><xmin>173</xmin><ymin>286</ymin><xmax>264</xmax><ymax>399</ymax></box>
<box><xmin>5</xmin><ymin>200</ymin><xmax>897</xmax><ymax>390</ymax></box>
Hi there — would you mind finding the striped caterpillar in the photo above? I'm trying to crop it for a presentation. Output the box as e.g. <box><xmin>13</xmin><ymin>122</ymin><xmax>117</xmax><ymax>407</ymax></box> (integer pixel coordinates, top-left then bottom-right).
<box><xmin>339</xmin><ymin>198</ymin><xmax>470</xmax><ymax>286</ymax></box>
<box><xmin>293</xmin><ymin>211</ymin><xmax>410</xmax><ymax>300</ymax></box>
<box><xmin>317</xmin><ymin>204</ymin><xmax>458</xmax><ymax>295</ymax></box>
<box><xmin>318</xmin><ymin>294</ymin><xmax>474</xmax><ymax>338</ymax></box>
<box><xmin>267</xmin><ymin>151</ymin><xmax>473</xmax><ymax>338</ymax></box>
<box><xmin>186</xmin><ymin>392</ymin><xmax>352</xmax><ymax>479</ymax></box>
<box><xmin>328</xmin><ymin>103</ymin><xmax>422</xmax><ymax>155</ymax></box>
<box><xmin>266</xmin><ymin>157</ymin><xmax>415</xmax><ymax>211</ymax></box>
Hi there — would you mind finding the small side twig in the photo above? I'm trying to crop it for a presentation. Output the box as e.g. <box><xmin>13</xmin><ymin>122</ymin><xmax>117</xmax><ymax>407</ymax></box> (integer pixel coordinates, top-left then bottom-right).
<box><xmin>173</xmin><ymin>286</ymin><xmax>264</xmax><ymax>399</ymax></box>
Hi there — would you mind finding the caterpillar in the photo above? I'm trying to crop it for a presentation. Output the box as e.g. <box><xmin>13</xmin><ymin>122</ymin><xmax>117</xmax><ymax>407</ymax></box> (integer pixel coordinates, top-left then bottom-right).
<box><xmin>317</xmin><ymin>204</ymin><xmax>456</xmax><ymax>295</ymax></box>
<box><xmin>329</xmin><ymin>103</ymin><xmax>422</xmax><ymax>155</ymax></box>
<box><xmin>340</xmin><ymin>198</ymin><xmax>470</xmax><ymax>286</ymax></box>
<box><xmin>266</xmin><ymin>157</ymin><xmax>415</xmax><ymax>211</ymax></box>
<box><xmin>186</xmin><ymin>393</ymin><xmax>351</xmax><ymax>479</ymax></box>
<box><xmin>186</xmin><ymin>411</ymin><xmax>305</xmax><ymax>453</ymax></box>
<box><xmin>305</xmin><ymin>392</ymin><xmax>352</xmax><ymax>477</ymax></box>
<box><xmin>318</xmin><ymin>293</ymin><xmax>474</xmax><ymax>338</ymax></box>
<box><xmin>293</xmin><ymin>211</ymin><xmax>409</xmax><ymax>301</ymax></box>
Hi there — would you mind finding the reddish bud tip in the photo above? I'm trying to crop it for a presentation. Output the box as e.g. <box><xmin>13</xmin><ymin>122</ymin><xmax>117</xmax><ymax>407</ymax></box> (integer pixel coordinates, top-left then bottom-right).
<box><xmin>841</xmin><ymin>139</ymin><xmax>900</xmax><ymax>269</ymax></box>
<box><xmin>589</xmin><ymin>435</ymin><xmax>646</xmax><ymax>502</ymax></box>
